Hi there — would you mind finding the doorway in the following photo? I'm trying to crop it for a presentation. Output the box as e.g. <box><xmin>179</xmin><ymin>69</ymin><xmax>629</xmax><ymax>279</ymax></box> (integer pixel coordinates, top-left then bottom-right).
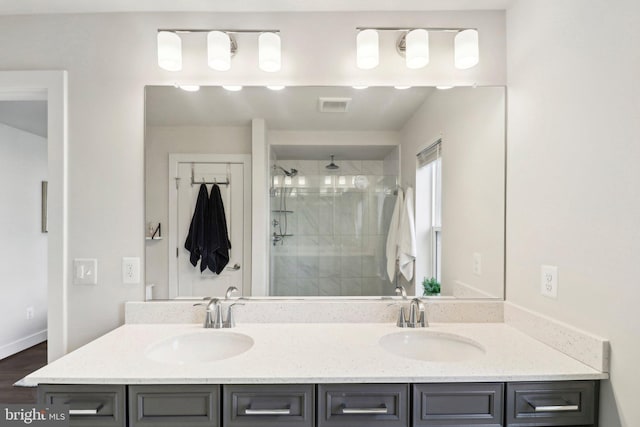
<box><xmin>0</xmin><ymin>71</ymin><xmax>68</xmax><ymax>363</ymax></box>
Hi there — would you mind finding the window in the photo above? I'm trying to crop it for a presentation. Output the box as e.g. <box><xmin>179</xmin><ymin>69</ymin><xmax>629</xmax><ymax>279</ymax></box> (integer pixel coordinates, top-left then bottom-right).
<box><xmin>415</xmin><ymin>140</ymin><xmax>442</xmax><ymax>293</ymax></box>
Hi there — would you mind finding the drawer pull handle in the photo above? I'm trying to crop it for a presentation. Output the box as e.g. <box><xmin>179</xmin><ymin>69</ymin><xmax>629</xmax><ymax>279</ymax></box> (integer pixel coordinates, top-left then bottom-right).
<box><xmin>245</xmin><ymin>408</ymin><xmax>291</xmax><ymax>415</ymax></box>
<box><xmin>341</xmin><ymin>405</ymin><xmax>388</xmax><ymax>415</ymax></box>
<box><xmin>67</xmin><ymin>403</ymin><xmax>104</xmax><ymax>416</ymax></box>
<box><xmin>527</xmin><ymin>401</ymin><xmax>579</xmax><ymax>412</ymax></box>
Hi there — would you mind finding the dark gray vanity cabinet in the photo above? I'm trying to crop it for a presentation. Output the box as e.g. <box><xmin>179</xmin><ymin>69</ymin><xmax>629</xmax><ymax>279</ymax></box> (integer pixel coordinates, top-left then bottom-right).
<box><xmin>317</xmin><ymin>384</ymin><xmax>409</xmax><ymax>427</ymax></box>
<box><xmin>413</xmin><ymin>383</ymin><xmax>504</xmax><ymax>427</ymax></box>
<box><xmin>505</xmin><ymin>381</ymin><xmax>598</xmax><ymax>427</ymax></box>
<box><xmin>223</xmin><ymin>384</ymin><xmax>314</xmax><ymax>427</ymax></box>
<box><xmin>38</xmin><ymin>384</ymin><xmax>126</xmax><ymax>427</ymax></box>
<box><xmin>128</xmin><ymin>385</ymin><xmax>220</xmax><ymax>427</ymax></box>
<box><xmin>37</xmin><ymin>380</ymin><xmax>599</xmax><ymax>427</ymax></box>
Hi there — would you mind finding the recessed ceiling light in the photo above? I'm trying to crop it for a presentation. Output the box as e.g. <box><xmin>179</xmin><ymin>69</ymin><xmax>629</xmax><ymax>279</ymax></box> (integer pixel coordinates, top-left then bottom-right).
<box><xmin>267</xmin><ymin>85</ymin><xmax>286</xmax><ymax>91</ymax></box>
<box><xmin>394</xmin><ymin>85</ymin><xmax>411</xmax><ymax>90</ymax></box>
<box><xmin>352</xmin><ymin>85</ymin><xmax>369</xmax><ymax>90</ymax></box>
<box><xmin>222</xmin><ymin>85</ymin><xmax>243</xmax><ymax>91</ymax></box>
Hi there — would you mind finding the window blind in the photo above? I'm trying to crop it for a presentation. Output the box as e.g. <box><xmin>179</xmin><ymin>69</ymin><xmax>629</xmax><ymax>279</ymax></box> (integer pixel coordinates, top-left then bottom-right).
<box><xmin>416</xmin><ymin>138</ymin><xmax>442</xmax><ymax>168</ymax></box>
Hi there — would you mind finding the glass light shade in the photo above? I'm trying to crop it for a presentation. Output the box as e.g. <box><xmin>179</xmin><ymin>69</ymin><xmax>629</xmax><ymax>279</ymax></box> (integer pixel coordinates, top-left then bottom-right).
<box><xmin>208</xmin><ymin>31</ymin><xmax>231</xmax><ymax>71</ymax></box>
<box><xmin>157</xmin><ymin>31</ymin><xmax>182</xmax><ymax>71</ymax></box>
<box><xmin>454</xmin><ymin>29</ymin><xmax>479</xmax><ymax>69</ymax></box>
<box><xmin>222</xmin><ymin>85</ymin><xmax>243</xmax><ymax>91</ymax></box>
<box><xmin>259</xmin><ymin>32</ymin><xmax>281</xmax><ymax>72</ymax></box>
<box><xmin>267</xmin><ymin>85</ymin><xmax>285</xmax><ymax>91</ymax></box>
<box><xmin>406</xmin><ymin>29</ymin><xmax>429</xmax><ymax>69</ymax></box>
<box><xmin>356</xmin><ymin>29</ymin><xmax>379</xmax><ymax>70</ymax></box>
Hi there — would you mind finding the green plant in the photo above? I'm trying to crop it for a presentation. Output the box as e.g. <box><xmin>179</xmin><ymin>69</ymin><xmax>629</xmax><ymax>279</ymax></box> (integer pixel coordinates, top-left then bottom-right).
<box><xmin>422</xmin><ymin>277</ymin><xmax>441</xmax><ymax>296</ymax></box>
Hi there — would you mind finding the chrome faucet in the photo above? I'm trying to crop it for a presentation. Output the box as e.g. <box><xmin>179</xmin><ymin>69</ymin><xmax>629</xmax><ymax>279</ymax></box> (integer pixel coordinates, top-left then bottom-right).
<box><xmin>194</xmin><ymin>286</ymin><xmax>244</xmax><ymax>329</ymax></box>
<box><xmin>395</xmin><ymin>297</ymin><xmax>428</xmax><ymax>328</ymax></box>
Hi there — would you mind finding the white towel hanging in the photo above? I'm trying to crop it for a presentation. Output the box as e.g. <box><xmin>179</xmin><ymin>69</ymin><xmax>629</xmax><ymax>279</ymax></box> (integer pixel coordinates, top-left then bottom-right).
<box><xmin>385</xmin><ymin>188</ymin><xmax>404</xmax><ymax>282</ymax></box>
<box><xmin>398</xmin><ymin>186</ymin><xmax>417</xmax><ymax>281</ymax></box>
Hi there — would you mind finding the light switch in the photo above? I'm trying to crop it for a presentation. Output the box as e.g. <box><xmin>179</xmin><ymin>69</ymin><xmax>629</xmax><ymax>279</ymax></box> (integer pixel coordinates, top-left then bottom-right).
<box><xmin>73</xmin><ymin>258</ymin><xmax>98</xmax><ymax>285</ymax></box>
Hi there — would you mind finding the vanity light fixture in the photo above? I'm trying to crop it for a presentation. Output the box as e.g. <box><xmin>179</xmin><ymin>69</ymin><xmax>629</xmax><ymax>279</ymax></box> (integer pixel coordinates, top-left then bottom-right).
<box><xmin>394</xmin><ymin>85</ymin><xmax>412</xmax><ymax>90</ymax></box>
<box><xmin>157</xmin><ymin>29</ymin><xmax>281</xmax><ymax>72</ymax></box>
<box><xmin>259</xmin><ymin>32</ymin><xmax>281</xmax><ymax>72</ymax></box>
<box><xmin>436</xmin><ymin>85</ymin><xmax>454</xmax><ymax>90</ymax></box>
<box><xmin>208</xmin><ymin>31</ymin><xmax>234</xmax><ymax>71</ymax></box>
<box><xmin>352</xmin><ymin>85</ymin><xmax>369</xmax><ymax>90</ymax></box>
<box><xmin>454</xmin><ymin>29</ymin><xmax>479</xmax><ymax>69</ymax></box>
<box><xmin>267</xmin><ymin>85</ymin><xmax>286</xmax><ymax>91</ymax></box>
<box><xmin>356</xmin><ymin>29</ymin><xmax>379</xmax><ymax>70</ymax></box>
<box><xmin>157</xmin><ymin>31</ymin><xmax>182</xmax><ymax>71</ymax></box>
<box><xmin>405</xmin><ymin>29</ymin><xmax>429</xmax><ymax>69</ymax></box>
<box><xmin>356</xmin><ymin>27</ymin><xmax>479</xmax><ymax>71</ymax></box>
<box><xmin>222</xmin><ymin>85</ymin><xmax>243</xmax><ymax>91</ymax></box>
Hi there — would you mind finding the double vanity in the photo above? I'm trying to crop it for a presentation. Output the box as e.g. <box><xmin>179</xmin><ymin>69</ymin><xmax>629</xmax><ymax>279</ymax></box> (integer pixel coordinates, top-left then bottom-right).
<box><xmin>24</xmin><ymin>299</ymin><xmax>607</xmax><ymax>427</ymax></box>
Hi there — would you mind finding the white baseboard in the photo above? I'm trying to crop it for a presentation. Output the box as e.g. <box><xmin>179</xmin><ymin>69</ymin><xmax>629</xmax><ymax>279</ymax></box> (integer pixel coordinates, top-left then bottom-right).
<box><xmin>0</xmin><ymin>330</ymin><xmax>47</xmax><ymax>360</ymax></box>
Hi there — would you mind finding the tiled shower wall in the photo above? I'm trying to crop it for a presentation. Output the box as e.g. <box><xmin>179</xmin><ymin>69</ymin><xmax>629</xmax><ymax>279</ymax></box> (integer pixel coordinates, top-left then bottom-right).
<box><xmin>270</xmin><ymin>160</ymin><xmax>398</xmax><ymax>296</ymax></box>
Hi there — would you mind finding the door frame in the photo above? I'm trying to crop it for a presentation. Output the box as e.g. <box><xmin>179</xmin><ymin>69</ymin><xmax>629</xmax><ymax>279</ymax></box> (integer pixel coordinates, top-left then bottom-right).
<box><xmin>0</xmin><ymin>71</ymin><xmax>68</xmax><ymax>362</ymax></box>
<box><xmin>168</xmin><ymin>154</ymin><xmax>252</xmax><ymax>298</ymax></box>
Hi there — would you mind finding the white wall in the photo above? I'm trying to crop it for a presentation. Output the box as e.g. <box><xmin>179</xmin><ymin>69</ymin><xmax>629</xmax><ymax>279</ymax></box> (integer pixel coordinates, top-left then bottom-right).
<box><xmin>400</xmin><ymin>87</ymin><xmax>505</xmax><ymax>298</ymax></box>
<box><xmin>268</xmin><ymin>130</ymin><xmax>400</xmax><ymax>148</ymax></box>
<box><xmin>506</xmin><ymin>1</ymin><xmax>640</xmax><ymax>425</ymax></box>
<box><xmin>145</xmin><ymin>125</ymin><xmax>251</xmax><ymax>299</ymax></box>
<box><xmin>0</xmin><ymin>11</ymin><xmax>504</xmax><ymax>350</ymax></box>
<box><xmin>0</xmin><ymin>123</ymin><xmax>47</xmax><ymax>359</ymax></box>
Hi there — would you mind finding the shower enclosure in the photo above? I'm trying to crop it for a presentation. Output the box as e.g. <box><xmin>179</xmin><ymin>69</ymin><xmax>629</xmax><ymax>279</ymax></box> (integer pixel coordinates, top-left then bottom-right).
<box><xmin>269</xmin><ymin>158</ymin><xmax>398</xmax><ymax>296</ymax></box>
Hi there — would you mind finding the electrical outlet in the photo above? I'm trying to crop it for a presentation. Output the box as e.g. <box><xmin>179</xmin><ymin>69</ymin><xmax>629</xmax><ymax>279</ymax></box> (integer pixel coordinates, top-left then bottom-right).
<box><xmin>541</xmin><ymin>265</ymin><xmax>558</xmax><ymax>298</ymax></box>
<box><xmin>122</xmin><ymin>257</ymin><xmax>140</xmax><ymax>284</ymax></box>
<box><xmin>26</xmin><ymin>306</ymin><xmax>34</xmax><ymax>320</ymax></box>
<box><xmin>473</xmin><ymin>252</ymin><xmax>482</xmax><ymax>276</ymax></box>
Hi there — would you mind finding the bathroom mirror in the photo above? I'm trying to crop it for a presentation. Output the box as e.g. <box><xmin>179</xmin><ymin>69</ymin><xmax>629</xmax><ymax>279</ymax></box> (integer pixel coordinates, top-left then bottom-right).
<box><xmin>145</xmin><ymin>86</ymin><xmax>505</xmax><ymax>300</ymax></box>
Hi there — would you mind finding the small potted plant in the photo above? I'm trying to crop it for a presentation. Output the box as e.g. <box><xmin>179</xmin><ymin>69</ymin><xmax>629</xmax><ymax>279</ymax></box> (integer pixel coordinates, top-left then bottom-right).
<box><xmin>422</xmin><ymin>277</ymin><xmax>441</xmax><ymax>296</ymax></box>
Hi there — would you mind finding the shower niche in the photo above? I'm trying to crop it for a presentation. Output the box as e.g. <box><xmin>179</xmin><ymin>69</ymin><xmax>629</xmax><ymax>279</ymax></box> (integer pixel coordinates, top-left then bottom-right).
<box><xmin>269</xmin><ymin>145</ymin><xmax>399</xmax><ymax>297</ymax></box>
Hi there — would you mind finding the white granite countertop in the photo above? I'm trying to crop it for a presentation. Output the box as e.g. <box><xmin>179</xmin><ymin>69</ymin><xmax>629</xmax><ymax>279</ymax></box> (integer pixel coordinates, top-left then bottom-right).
<box><xmin>23</xmin><ymin>323</ymin><xmax>607</xmax><ymax>386</ymax></box>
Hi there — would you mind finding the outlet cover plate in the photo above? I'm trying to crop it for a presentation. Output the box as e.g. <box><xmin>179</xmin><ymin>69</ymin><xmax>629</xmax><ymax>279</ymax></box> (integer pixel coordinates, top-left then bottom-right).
<box><xmin>122</xmin><ymin>257</ymin><xmax>140</xmax><ymax>284</ymax></box>
<box><xmin>541</xmin><ymin>265</ymin><xmax>558</xmax><ymax>298</ymax></box>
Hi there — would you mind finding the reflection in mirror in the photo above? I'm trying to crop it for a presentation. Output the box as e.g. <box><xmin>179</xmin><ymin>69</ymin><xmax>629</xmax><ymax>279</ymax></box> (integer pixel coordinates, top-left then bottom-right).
<box><xmin>145</xmin><ymin>86</ymin><xmax>505</xmax><ymax>300</ymax></box>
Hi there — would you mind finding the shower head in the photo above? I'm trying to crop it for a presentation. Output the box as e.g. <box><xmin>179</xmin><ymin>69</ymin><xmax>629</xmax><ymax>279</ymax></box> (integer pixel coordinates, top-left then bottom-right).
<box><xmin>274</xmin><ymin>165</ymin><xmax>298</xmax><ymax>177</ymax></box>
<box><xmin>325</xmin><ymin>155</ymin><xmax>339</xmax><ymax>170</ymax></box>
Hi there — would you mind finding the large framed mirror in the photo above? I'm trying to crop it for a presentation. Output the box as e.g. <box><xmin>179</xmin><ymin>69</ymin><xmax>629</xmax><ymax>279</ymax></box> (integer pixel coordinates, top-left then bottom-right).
<box><xmin>145</xmin><ymin>86</ymin><xmax>505</xmax><ymax>300</ymax></box>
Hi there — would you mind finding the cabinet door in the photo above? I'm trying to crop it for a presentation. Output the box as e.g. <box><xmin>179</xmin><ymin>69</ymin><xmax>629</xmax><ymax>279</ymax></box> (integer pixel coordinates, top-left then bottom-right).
<box><xmin>506</xmin><ymin>381</ymin><xmax>597</xmax><ymax>427</ymax></box>
<box><xmin>223</xmin><ymin>384</ymin><xmax>314</xmax><ymax>427</ymax></box>
<box><xmin>38</xmin><ymin>384</ymin><xmax>126</xmax><ymax>427</ymax></box>
<box><xmin>413</xmin><ymin>383</ymin><xmax>503</xmax><ymax>427</ymax></box>
<box><xmin>318</xmin><ymin>384</ymin><xmax>409</xmax><ymax>427</ymax></box>
<box><xmin>128</xmin><ymin>385</ymin><xmax>220</xmax><ymax>427</ymax></box>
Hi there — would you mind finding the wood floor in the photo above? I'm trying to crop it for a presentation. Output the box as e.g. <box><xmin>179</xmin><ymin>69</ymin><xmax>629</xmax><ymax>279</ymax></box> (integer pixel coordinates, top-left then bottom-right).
<box><xmin>0</xmin><ymin>342</ymin><xmax>47</xmax><ymax>403</ymax></box>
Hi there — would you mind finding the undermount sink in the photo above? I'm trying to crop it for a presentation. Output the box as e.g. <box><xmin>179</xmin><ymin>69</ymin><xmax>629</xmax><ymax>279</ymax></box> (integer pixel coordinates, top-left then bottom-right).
<box><xmin>379</xmin><ymin>330</ymin><xmax>485</xmax><ymax>362</ymax></box>
<box><xmin>145</xmin><ymin>331</ymin><xmax>254</xmax><ymax>365</ymax></box>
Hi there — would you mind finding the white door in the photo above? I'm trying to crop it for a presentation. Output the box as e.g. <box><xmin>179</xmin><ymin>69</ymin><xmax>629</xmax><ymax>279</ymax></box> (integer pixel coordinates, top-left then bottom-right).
<box><xmin>174</xmin><ymin>162</ymin><xmax>244</xmax><ymax>297</ymax></box>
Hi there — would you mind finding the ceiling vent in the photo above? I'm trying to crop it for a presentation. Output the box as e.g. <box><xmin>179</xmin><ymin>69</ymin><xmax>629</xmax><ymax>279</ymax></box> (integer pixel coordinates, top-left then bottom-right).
<box><xmin>318</xmin><ymin>97</ymin><xmax>351</xmax><ymax>113</ymax></box>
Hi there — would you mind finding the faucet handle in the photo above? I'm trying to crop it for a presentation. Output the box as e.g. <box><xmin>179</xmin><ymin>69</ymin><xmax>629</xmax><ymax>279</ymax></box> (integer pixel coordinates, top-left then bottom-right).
<box><xmin>225</xmin><ymin>286</ymin><xmax>239</xmax><ymax>300</ymax></box>
<box><xmin>223</xmin><ymin>302</ymin><xmax>245</xmax><ymax>328</ymax></box>
<box><xmin>396</xmin><ymin>306</ymin><xmax>408</xmax><ymax>328</ymax></box>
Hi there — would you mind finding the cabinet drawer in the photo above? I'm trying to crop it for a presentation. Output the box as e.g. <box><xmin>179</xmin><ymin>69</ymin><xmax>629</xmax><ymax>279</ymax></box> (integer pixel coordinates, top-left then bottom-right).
<box><xmin>128</xmin><ymin>385</ymin><xmax>220</xmax><ymax>427</ymax></box>
<box><xmin>223</xmin><ymin>384</ymin><xmax>314</xmax><ymax>427</ymax></box>
<box><xmin>413</xmin><ymin>383</ymin><xmax>503</xmax><ymax>427</ymax></box>
<box><xmin>506</xmin><ymin>381</ymin><xmax>597</xmax><ymax>426</ymax></box>
<box><xmin>38</xmin><ymin>384</ymin><xmax>126</xmax><ymax>427</ymax></box>
<box><xmin>318</xmin><ymin>384</ymin><xmax>409</xmax><ymax>427</ymax></box>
